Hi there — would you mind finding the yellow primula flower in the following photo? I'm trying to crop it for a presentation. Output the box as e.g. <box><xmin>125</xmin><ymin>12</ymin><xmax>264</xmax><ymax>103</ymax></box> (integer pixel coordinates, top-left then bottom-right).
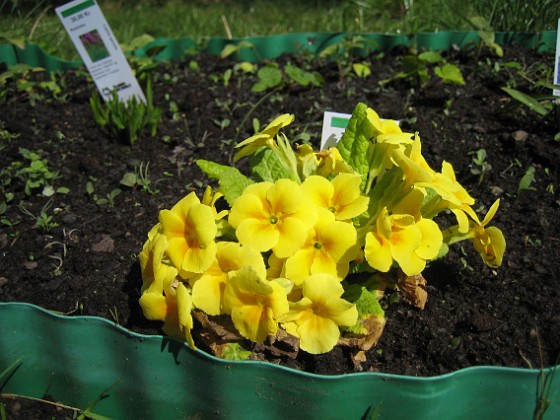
<box><xmin>223</xmin><ymin>265</ymin><xmax>289</xmax><ymax>342</ymax></box>
<box><xmin>443</xmin><ymin>199</ymin><xmax>506</xmax><ymax>268</ymax></box>
<box><xmin>190</xmin><ymin>242</ymin><xmax>266</xmax><ymax>315</ymax></box>
<box><xmin>281</xmin><ymin>274</ymin><xmax>358</xmax><ymax>354</ymax></box>
<box><xmin>418</xmin><ymin>161</ymin><xmax>478</xmax><ymax>233</ymax></box>
<box><xmin>228</xmin><ymin>179</ymin><xmax>317</xmax><ymax>258</ymax></box>
<box><xmin>201</xmin><ymin>186</ymin><xmax>228</xmax><ymax>220</ymax></box>
<box><xmin>285</xmin><ymin>208</ymin><xmax>358</xmax><ymax>285</ymax></box>
<box><xmin>234</xmin><ymin>113</ymin><xmax>294</xmax><ymax>161</ymax></box>
<box><xmin>366</xmin><ymin>107</ymin><xmax>402</xmax><ymax>136</ymax></box>
<box><xmin>159</xmin><ymin>191</ymin><xmax>217</xmax><ymax>275</ymax></box>
<box><xmin>391</xmin><ymin>188</ymin><xmax>443</xmax><ymax>266</ymax></box>
<box><xmin>470</xmin><ymin>199</ymin><xmax>506</xmax><ymax>268</ymax></box>
<box><xmin>314</xmin><ymin>147</ymin><xmax>354</xmax><ymax>177</ymax></box>
<box><xmin>139</xmin><ymin>230</ymin><xmax>195</xmax><ymax>348</ymax></box>
<box><xmin>302</xmin><ymin>173</ymin><xmax>369</xmax><ymax>221</ymax></box>
<box><xmin>139</xmin><ymin>224</ymin><xmax>179</xmax><ymax>321</ymax></box>
<box><xmin>391</xmin><ymin>136</ymin><xmax>433</xmax><ymax>186</ymax></box>
<box><xmin>364</xmin><ymin>208</ymin><xmax>426</xmax><ymax>276</ymax></box>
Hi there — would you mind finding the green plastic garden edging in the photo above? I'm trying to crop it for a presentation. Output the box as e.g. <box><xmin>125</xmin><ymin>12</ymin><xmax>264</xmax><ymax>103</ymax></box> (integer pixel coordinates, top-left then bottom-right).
<box><xmin>0</xmin><ymin>30</ymin><xmax>557</xmax><ymax>70</ymax></box>
<box><xmin>0</xmin><ymin>302</ymin><xmax>558</xmax><ymax>420</ymax></box>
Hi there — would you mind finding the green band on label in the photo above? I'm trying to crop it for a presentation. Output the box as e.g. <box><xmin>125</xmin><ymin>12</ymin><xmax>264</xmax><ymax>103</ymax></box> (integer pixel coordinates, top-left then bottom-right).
<box><xmin>61</xmin><ymin>0</ymin><xmax>95</xmax><ymax>17</ymax></box>
<box><xmin>331</xmin><ymin>116</ymin><xmax>349</xmax><ymax>129</ymax></box>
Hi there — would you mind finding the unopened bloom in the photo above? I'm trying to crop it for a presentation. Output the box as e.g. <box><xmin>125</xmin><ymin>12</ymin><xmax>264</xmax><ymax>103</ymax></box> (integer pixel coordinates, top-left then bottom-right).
<box><xmin>302</xmin><ymin>173</ymin><xmax>369</xmax><ymax>221</ymax></box>
<box><xmin>159</xmin><ymin>191</ymin><xmax>217</xmax><ymax>275</ymax></box>
<box><xmin>419</xmin><ymin>161</ymin><xmax>477</xmax><ymax>233</ymax></box>
<box><xmin>190</xmin><ymin>242</ymin><xmax>266</xmax><ymax>315</ymax></box>
<box><xmin>223</xmin><ymin>265</ymin><xmax>289</xmax><ymax>342</ymax></box>
<box><xmin>281</xmin><ymin>274</ymin><xmax>358</xmax><ymax>354</ymax></box>
<box><xmin>471</xmin><ymin>199</ymin><xmax>506</xmax><ymax>267</ymax></box>
<box><xmin>228</xmin><ymin>179</ymin><xmax>316</xmax><ymax>258</ymax></box>
<box><xmin>234</xmin><ymin>113</ymin><xmax>294</xmax><ymax>161</ymax></box>
<box><xmin>285</xmin><ymin>208</ymin><xmax>358</xmax><ymax>285</ymax></box>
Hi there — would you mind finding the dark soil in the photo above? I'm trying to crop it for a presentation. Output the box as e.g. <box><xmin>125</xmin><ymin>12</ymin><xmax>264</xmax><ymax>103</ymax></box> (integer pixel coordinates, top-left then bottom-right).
<box><xmin>1</xmin><ymin>44</ymin><xmax>559</xmax><ymax>389</ymax></box>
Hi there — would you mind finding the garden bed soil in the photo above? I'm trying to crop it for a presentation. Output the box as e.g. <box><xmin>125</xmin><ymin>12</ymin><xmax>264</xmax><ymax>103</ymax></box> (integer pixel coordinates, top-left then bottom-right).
<box><xmin>1</xmin><ymin>43</ymin><xmax>559</xmax><ymax>393</ymax></box>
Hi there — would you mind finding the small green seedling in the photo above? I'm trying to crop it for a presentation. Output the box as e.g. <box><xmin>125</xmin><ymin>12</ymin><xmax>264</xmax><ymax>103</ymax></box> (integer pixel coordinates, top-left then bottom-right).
<box><xmin>469</xmin><ymin>149</ymin><xmax>492</xmax><ymax>185</ymax></box>
<box><xmin>90</xmin><ymin>77</ymin><xmax>162</xmax><ymax>144</ymax></box>
<box><xmin>251</xmin><ymin>64</ymin><xmax>323</xmax><ymax>93</ymax></box>
<box><xmin>381</xmin><ymin>51</ymin><xmax>465</xmax><ymax>87</ymax></box>
<box><xmin>18</xmin><ymin>198</ymin><xmax>59</xmax><ymax>232</ymax></box>
<box><xmin>120</xmin><ymin>161</ymin><xmax>158</xmax><ymax>194</ymax></box>
<box><xmin>518</xmin><ymin>166</ymin><xmax>536</xmax><ymax>195</ymax></box>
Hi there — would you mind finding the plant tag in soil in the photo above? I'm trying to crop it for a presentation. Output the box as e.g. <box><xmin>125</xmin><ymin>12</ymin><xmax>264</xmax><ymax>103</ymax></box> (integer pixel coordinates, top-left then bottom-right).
<box><xmin>554</xmin><ymin>18</ymin><xmax>560</xmax><ymax>97</ymax></box>
<box><xmin>320</xmin><ymin>111</ymin><xmax>400</xmax><ymax>150</ymax></box>
<box><xmin>321</xmin><ymin>111</ymin><xmax>351</xmax><ymax>150</ymax></box>
<box><xmin>56</xmin><ymin>0</ymin><xmax>146</xmax><ymax>103</ymax></box>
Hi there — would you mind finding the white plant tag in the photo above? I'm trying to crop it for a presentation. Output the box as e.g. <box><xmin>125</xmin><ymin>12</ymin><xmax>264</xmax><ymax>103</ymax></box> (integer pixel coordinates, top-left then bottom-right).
<box><xmin>320</xmin><ymin>111</ymin><xmax>351</xmax><ymax>150</ymax></box>
<box><xmin>554</xmin><ymin>18</ymin><xmax>560</xmax><ymax>97</ymax></box>
<box><xmin>56</xmin><ymin>0</ymin><xmax>146</xmax><ymax>103</ymax></box>
<box><xmin>320</xmin><ymin>111</ymin><xmax>401</xmax><ymax>150</ymax></box>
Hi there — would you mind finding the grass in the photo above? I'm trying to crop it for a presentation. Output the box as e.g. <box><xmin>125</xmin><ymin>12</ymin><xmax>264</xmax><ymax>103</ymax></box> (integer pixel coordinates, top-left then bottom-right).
<box><xmin>2</xmin><ymin>0</ymin><xmax>558</xmax><ymax>61</ymax></box>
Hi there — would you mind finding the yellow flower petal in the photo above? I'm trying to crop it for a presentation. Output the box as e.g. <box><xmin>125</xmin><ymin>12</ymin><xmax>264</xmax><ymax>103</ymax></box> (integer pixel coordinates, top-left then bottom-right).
<box><xmin>364</xmin><ymin>232</ymin><xmax>393</xmax><ymax>272</ymax></box>
<box><xmin>296</xmin><ymin>313</ymin><xmax>340</xmax><ymax>354</ymax></box>
<box><xmin>139</xmin><ymin>292</ymin><xmax>167</xmax><ymax>320</ymax></box>
<box><xmin>236</xmin><ymin>218</ymin><xmax>280</xmax><ymax>252</ymax></box>
<box><xmin>223</xmin><ymin>266</ymin><xmax>288</xmax><ymax>342</ymax></box>
<box><xmin>415</xmin><ymin>218</ymin><xmax>443</xmax><ymax>260</ymax></box>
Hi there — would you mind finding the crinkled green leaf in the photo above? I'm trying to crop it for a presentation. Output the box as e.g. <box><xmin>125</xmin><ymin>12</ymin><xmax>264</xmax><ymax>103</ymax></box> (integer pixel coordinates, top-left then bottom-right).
<box><xmin>196</xmin><ymin>159</ymin><xmax>254</xmax><ymax>205</ymax></box>
<box><xmin>337</xmin><ymin>103</ymin><xmax>373</xmax><ymax>190</ymax></box>
<box><xmin>250</xmin><ymin>148</ymin><xmax>297</xmax><ymax>183</ymax></box>
<box><xmin>342</xmin><ymin>278</ymin><xmax>385</xmax><ymax>335</ymax></box>
<box><xmin>196</xmin><ymin>159</ymin><xmax>232</xmax><ymax>180</ymax></box>
<box><xmin>218</xmin><ymin>167</ymin><xmax>254</xmax><ymax>206</ymax></box>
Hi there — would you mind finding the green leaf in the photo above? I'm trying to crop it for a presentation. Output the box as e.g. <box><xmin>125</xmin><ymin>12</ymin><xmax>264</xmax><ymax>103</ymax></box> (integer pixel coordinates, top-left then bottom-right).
<box><xmin>434</xmin><ymin>63</ymin><xmax>465</xmax><ymax>85</ymax></box>
<box><xmin>352</xmin><ymin>63</ymin><xmax>371</xmax><ymax>78</ymax></box>
<box><xmin>196</xmin><ymin>159</ymin><xmax>233</xmax><ymax>180</ymax></box>
<box><xmin>502</xmin><ymin>87</ymin><xmax>550</xmax><ymax>116</ymax></box>
<box><xmin>220</xmin><ymin>343</ymin><xmax>252</xmax><ymax>360</ymax></box>
<box><xmin>343</xmin><ymin>278</ymin><xmax>385</xmax><ymax>335</ymax></box>
<box><xmin>418</xmin><ymin>51</ymin><xmax>443</xmax><ymax>64</ymax></box>
<box><xmin>284</xmin><ymin>64</ymin><xmax>323</xmax><ymax>87</ymax></box>
<box><xmin>218</xmin><ymin>167</ymin><xmax>253</xmax><ymax>206</ymax></box>
<box><xmin>250</xmin><ymin>148</ymin><xmax>297</xmax><ymax>183</ymax></box>
<box><xmin>337</xmin><ymin>103</ymin><xmax>373</xmax><ymax>190</ymax></box>
<box><xmin>251</xmin><ymin>66</ymin><xmax>283</xmax><ymax>92</ymax></box>
<box><xmin>120</xmin><ymin>172</ymin><xmax>137</xmax><ymax>187</ymax></box>
<box><xmin>220</xmin><ymin>44</ymin><xmax>239</xmax><ymax>58</ymax></box>
<box><xmin>518</xmin><ymin>166</ymin><xmax>536</xmax><ymax>192</ymax></box>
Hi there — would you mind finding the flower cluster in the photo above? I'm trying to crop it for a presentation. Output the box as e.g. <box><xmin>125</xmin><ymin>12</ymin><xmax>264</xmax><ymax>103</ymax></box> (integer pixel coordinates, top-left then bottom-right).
<box><xmin>139</xmin><ymin>103</ymin><xmax>506</xmax><ymax>355</ymax></box>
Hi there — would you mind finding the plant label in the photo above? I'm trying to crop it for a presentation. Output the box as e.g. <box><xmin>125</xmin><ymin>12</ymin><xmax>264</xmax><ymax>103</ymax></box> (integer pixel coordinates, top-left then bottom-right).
<box><xmin>321</xmin><ymin>111</ymin><xmax>351</xmax><ymax>150</ymax></box>
<box><xmin>56</xmin><ymin>0</ymin><xmax>146</xmax><ymax>103</ymax></box>
<box><xmin>320</xmin><ymin>111</ymin><xmax>400</xmax><ymax>150</ymax></box>
<box><xmin>554</xmin><ymin>18</ymin><xmax>560</xmax><ymax>97</ymax></box>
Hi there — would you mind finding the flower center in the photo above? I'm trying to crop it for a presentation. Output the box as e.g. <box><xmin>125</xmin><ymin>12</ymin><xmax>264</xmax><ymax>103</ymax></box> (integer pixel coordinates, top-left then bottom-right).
<box><xmin>269</xmin><ymin>215</ymin><xmax>279</xmax><ymax>225</ymax></box>
<box><xmin>313</xmin><ymin>242</ymin><xmax>322</xmax><ymax>250</ymax></box>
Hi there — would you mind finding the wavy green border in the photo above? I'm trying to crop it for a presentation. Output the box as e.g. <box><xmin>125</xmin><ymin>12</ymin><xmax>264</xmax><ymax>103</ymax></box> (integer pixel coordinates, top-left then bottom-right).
<box><xmin>1</xmin><ymin>302</ymin><xmax>558</xmax><ymax>419</ymax></box>
<box><xmin>0</xmin><ymin>30</ymin><xmax>557</xmax><ymax>70</ymax></box>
